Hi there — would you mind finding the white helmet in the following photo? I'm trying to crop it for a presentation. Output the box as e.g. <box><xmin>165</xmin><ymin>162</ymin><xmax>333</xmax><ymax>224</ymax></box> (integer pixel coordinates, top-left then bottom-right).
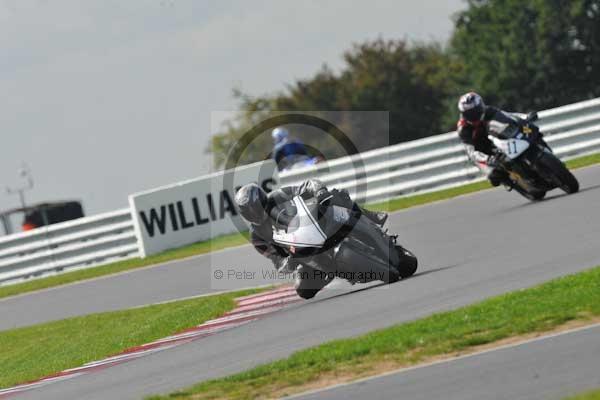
<box><xmin>458</xmin><ymin>92</ymin><xmax>485</xmax><ymax>122</ymax></box>
<box><xmin>271</xmin><ymin>127</ymin><xmax>289</xmax><ymax>144</ymax></box>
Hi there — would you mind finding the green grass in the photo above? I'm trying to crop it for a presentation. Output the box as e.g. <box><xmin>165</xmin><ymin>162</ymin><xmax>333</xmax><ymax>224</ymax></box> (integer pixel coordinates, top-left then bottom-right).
<box><xmin>2</xmin><ymin>152</ymin><xmax>599</xmax><ymax>301</ymax></box>
<box><xmin>148</xmin><ymin>265</ymin><xmax>600</xmax><ymax>400</ymax></box>
<box><xmin>565</xmin><ymin>389</ymin><xmax>600</xmax><ymax>400</ymax></box>
<box><xmin>368</xmin><ymin>180</ymin><xmax>492</xmax><ymax>212</ymax></box>
<box><xmin>0</xmin><ymin>287</ymin><xmax>262</xmax><ymax>389</ymax></box>
<box><xmin>565</xmin><ymin>152</ymin><xmax>600</xmax><ymax>170</ymax></box>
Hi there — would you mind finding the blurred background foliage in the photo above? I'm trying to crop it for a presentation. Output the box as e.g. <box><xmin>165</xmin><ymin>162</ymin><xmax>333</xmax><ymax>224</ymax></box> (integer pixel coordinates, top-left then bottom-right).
<box><xmin>210</xmin><ymin>0</ymin><xmax>600</xmax><ymax>169</ymax></box>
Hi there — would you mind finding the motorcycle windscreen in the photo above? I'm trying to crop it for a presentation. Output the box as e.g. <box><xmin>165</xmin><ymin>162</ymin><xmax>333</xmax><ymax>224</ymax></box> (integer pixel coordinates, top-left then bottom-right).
<box><xmin>488</xmin><ymin>115</ymin><xmax>521</xmax><ymax>139</ymax></box>
<box><xmin>272</xmin><ymin>195</ymin><xmax>327</xmax><ymax>248</ymax></box>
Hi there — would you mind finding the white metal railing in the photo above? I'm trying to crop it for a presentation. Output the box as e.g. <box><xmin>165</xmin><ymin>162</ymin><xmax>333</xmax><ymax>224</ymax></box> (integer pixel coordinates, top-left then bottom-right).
<box><xmin>1</xmin><ymin>97</ymin><xmax>599</xmax><ymax>285</ymax></box>
<box><xmin>279</xmin><ymin>97</ymin><xmax>600</xmax><ymax>203</ymax></box>
<box><xmin>0</xmin><ymin>208</ymin><xmax>138</xmax><ymax>285</ymax></box>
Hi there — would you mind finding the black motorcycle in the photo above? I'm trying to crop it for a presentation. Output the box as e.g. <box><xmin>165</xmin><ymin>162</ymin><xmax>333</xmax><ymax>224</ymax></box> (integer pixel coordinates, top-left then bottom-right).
<box><xmin>271</xmin><ymin>194</ymin><xmax>417</xmax><ymax>299</ymax></box>
<box><xmin>488</xmin><ymin>112</ymin><xmax>579</xmax><ymax>201</ymax></box>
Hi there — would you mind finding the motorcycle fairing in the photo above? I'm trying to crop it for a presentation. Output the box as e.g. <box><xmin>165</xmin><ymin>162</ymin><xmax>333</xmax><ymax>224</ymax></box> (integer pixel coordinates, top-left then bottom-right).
<box><xmin>272</xmin><ymin>195</ymin><xmax>327</xmax><ymax>248</ymax></box>
<box><xmin>489</xmin><ymin>135</ymin><xmax>530</xmax><ymax>160</ymax></box>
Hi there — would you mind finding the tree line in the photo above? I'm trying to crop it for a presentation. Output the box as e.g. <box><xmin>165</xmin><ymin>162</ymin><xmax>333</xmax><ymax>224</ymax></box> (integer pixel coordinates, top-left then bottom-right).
<box><xmin>210</xmin><ymin>0</ymin><xmax>600</xmax><ymax>169</ymax></box>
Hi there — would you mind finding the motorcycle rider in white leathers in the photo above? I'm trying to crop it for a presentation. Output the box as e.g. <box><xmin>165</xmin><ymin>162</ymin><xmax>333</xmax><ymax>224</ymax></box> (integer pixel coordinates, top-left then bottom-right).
<box><xmin>234</xmin><ymin>179</ymin><xmax>388</xmax><ymax>299</ymax></box>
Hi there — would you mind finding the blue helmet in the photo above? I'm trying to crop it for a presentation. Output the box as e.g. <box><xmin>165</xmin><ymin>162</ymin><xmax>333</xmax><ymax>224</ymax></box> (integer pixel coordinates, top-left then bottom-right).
<box><xmin>271</xmin><ymin>127</ymin><xmax>289</xmax><ymax>144</ymax></box>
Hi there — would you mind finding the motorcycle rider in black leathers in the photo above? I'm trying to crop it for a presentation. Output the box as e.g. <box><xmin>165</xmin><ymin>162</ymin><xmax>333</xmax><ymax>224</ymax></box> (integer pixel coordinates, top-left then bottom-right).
<box><xmin>457</xmin><ymin>92</ymin><xmax>543</xmax><ymax>187</ymax></box>
<box><xmin>234</xmin><ymin>179</ymin><xmax>388</xmax><ymax>299</ymax></box>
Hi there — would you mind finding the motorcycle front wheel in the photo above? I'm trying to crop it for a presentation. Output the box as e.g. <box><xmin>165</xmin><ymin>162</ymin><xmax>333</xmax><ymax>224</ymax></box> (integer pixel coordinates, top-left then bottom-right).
<box><xmin>537</xmin><ymin>152</ymin><xmax>579</xmax><ymax>194</ymax></box>
<box><xmin>294</xmin><ymin>265</ymin><xmax>332</xmax><ymax>299</ymax></box>
<box><xmin>395</xmin><ymin>246</ymin><xmax>418</xmax><ymax>279</ymax></box>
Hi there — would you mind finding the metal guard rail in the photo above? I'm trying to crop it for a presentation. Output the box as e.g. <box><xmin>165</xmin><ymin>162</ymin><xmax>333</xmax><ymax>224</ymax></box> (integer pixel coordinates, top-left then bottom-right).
<box><xmin>1</xmin><ymin>97</ymin><xmax>599</xmax><ymax>285</ymax></box>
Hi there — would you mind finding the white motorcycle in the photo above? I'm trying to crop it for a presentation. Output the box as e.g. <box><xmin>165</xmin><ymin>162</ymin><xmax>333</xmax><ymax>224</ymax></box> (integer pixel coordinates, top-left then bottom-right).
<box><xmin>271</xmin><ymin>194</ymin><xmax>418</xmax><ymax>299</ymax></box>
<box><xmin>487</xmin><ymin>112</ymin><xmax>579</xmax><ymax>201</ymax></box>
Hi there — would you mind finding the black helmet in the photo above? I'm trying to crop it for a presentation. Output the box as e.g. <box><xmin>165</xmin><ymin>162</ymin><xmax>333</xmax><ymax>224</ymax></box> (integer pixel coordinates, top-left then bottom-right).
<box><xmin>458</xmin><ymin>92</ymin><xmax>485</xmax><ymax>122</ymax></box>
<box><xmin>235</xmin><ymin>183</ymin><xmax>268</xmax><ymax>225</ymax></box>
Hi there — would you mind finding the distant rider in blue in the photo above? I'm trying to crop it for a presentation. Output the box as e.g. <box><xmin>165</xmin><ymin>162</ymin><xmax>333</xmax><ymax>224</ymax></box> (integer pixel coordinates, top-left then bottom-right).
<box><xmin>271</xmin><ymin>127</ymin><xmax>311</xmax><ymax>171</ymax></box>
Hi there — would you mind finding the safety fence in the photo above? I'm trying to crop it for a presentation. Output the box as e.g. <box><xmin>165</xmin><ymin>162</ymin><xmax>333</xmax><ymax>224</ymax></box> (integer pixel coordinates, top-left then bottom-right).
<box><xmin>279</xmin><ymin>97</ymin><xmax>600</xmax><ymax>203</ymax></box>
<box><xmin>0</xmin><ymin>209</ymin><xmax>138</xmax><ymax>284</ymax></box>
<box><xmin>1</xmin><ymin>97</ymin><xmax>600</xmax><ymax>285</ymax></box>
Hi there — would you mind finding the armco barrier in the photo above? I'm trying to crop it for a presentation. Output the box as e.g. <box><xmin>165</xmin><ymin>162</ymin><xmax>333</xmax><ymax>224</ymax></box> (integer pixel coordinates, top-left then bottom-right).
<box><xmin>279</xmin><ymin>97</ymin><xmax>600</xmax><ymax>203</ymax></box>
<box><xmin>0</xmin><ymin>208</ymin><xmax>138</xmax><ymax>285</ymax></box>
<box><xmin>1</xmin><ymin>97</ymin><xmax>599</xmax><ymax>285</ymax></box>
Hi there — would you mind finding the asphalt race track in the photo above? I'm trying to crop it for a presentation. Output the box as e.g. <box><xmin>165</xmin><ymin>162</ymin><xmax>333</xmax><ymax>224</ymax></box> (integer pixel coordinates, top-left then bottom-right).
<box><xmin>5</xmin><ymin>165</ymin><xmax>600</xmax><ymax>399</ymax></box>
<box><xmin>0</xmin><ymin>230</ymin><xmax>282</xmax><ymax>330</ymax></box>
<box><xmin>294</xmin><ymin>324</ymin><xmax>600</xmax><ymax>400</ymax></box>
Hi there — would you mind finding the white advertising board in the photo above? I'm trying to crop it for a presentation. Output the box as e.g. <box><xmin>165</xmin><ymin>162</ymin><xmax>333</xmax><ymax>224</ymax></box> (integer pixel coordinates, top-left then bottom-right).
<box><xmin>129</xmin><ymin>160</ymin><xmax>278</xmax><ymax>257</ymax></box>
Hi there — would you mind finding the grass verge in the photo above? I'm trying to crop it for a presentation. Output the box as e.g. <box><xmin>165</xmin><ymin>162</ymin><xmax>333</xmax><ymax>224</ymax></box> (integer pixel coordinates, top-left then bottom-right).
<box><xmin>565</xmin><ymin>389</ymin><xmax>600</xmax><ymax>400</ymax></box>
<box><xmin>147</xmin><ymin>265</ymin><xmax>600</xmax><ymax>400</ymax></box>
<box><xmin>0</xmin><ymin>287</ymin><xmax>262</xmax><ymax>389</ymax></box>
<box><xmin>2</xmin><ymin>152</ymin><xmax>599</xmax><ymax>300</ymax></box>
<box><xmin>368</xmin><ymin>180</ymin><xmax>492</xmax><ymax>212</ymax></box>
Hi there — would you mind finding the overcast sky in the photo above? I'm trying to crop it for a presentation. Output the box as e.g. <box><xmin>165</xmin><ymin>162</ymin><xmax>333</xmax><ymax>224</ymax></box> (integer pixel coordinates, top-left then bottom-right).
<box><xmin>0</xmin><ymin>0</ymin><xmax>464</xmax><ymax>217</ymax></box>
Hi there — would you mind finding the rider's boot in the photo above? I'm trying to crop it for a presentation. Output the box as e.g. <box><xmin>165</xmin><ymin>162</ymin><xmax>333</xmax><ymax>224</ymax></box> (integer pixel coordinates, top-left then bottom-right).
<box><xmin>488</xmin><ymin>167</ymin><xmax>509</xmax><ymax>187</ymax></box>
<box><xmin>329</xmin><ymin>188</ymin><xmax>388</xmax><ymax>227</ymax></box>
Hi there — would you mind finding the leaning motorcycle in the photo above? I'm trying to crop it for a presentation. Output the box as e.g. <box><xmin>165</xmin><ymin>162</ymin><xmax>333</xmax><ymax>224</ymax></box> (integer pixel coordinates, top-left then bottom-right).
<box><xmin>271</xmin><ymin>194</ymin><xmax>418</xmax><ymax>299</ymax></box>
<box><xmin>488</xmin><ymin>112</ymin><xmax>579</xmax><ymax>201</ymax></box>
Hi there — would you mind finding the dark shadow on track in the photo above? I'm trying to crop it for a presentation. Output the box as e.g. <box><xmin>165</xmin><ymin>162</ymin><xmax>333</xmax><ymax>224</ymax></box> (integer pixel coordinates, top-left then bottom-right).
<box><xmin>497</xmin><ymin>187</ymin><xmax>585</xmax><ymax>213</ymax></box>
<box><xmin>407</xmin><ymin>264</ymin><xmax>462</xmax><ymax>279</ymax></box>
<box><xmin>578</xmin><ymin>183</ymin><xmax>600</xmax><ymax>194</ymax></box>
<box><xmin>308</xmin><ymin>264</ymin><xmax>462</xmax><ymax>304</ymax></box>
<box><xmin>500</xmin><ymin>184</ymin><xmax>600</xmax><ymax>213</ymax></box>
<box><xmin>308</xmin><ymin>282</ymin><xmax>388</xmax><ymax>304</ymax></box>
<box><xmin>497</xmin><ymin>184</ymin><xmax>600</xmax><ymax>214</ymax></box>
